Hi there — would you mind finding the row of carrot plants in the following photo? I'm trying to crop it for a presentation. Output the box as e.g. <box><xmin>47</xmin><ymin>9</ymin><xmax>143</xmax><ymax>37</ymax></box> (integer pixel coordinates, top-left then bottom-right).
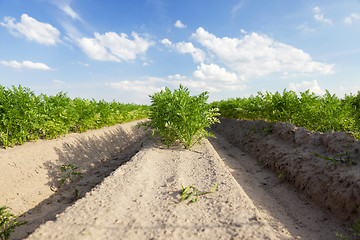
<box><xmin>0</xmin><ymin>85</ymin><xmax>149</xmax><ymax>148</ymax></box>
<box><xmin>211</xmin><ymin>89</ymin><xmax>360</xmax><ymax>138</ymax></box>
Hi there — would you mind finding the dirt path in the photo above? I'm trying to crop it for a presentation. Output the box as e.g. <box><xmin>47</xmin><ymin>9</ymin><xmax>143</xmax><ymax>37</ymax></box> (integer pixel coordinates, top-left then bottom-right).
<box><xmin>209</xmin><ymin>134</ymin><xmax>352</xmax><ymax>239</ymax></box>
<box><xmin>0</xmin><ymin>120</ymin><xmax>148</xmax><ymax>240</ymax></box>
<box><xmin>26</xmin><ymin>140</ymin><xmax>277</xmax><ymax>239</ymax></box>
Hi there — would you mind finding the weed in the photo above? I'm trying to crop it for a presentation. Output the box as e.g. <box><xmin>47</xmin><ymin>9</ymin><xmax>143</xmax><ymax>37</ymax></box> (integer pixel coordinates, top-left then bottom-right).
<box><xmin>175</xmin><ymin>184</ymin><xmax>217</xmax><ymax>203</ymax></box>
<box><xmin>263</xmin><ymin>124</ymin><xmax>273</xmax><ymax>136</ymax></box>
<box><xmin>278</xmin><ymin>172</ymin><xmax>287</xmax><ymax>179</ymax></box>
<box><xmin>0</xmin><ymin>206</ymin><xmax>27</xmax><ymax>240</ymax></box>
<box><xmin>314</xmin><ymin>147</ymin><xmax>357</xmax><ymax>170</ymax></box>
<box><xmin>351</xmin><ymin>220</ymin><xmax>360</xmax><ymax>236</ymax></box>
<box><xmin>335</xmin><ymin>232</ymin><xmax>349</xmax><ymax>240</ymax></box>
<box><xmin>59</xmin><ymin>164</ymin><xmax>83</xmax><ymax>199</ymax></box>
<box><xmin>335</xmin><ymin>219</ymin><xmax>360</xmax><ymax>239</ymax></box>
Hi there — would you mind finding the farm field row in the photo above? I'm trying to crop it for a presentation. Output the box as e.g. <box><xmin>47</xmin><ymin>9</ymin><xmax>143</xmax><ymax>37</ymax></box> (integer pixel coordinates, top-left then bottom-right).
<box><xmin>0</xmin><ymin>85</ymin><xmax>149</xmax><ymax>148</ymax></box>
<box><xmin>212</xmin><ymin>89</ymin><xmax>360</xmax><ymax>138</ymax></box>
<box><xmin>1</xmin><ymin>121</ymin><xmax>354</xmax><ymax>239</ymax></box>
<box><xmin>1</xmin><ymin>82</ymin><xmax>360</xmax><ymax>239</ymax></box>
<box><xmin>2</xmin><ymin>85</ymin><xmax>360</xmax><ymax>150</ymax></box>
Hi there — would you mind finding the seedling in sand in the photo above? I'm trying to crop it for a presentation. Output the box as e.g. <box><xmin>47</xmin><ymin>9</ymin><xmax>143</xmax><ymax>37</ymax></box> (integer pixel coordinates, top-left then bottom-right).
<box><xmin>314</xmin><ymin>146</ymin><xmax>357</xmax><ymax>170</ymax></box>
<box><xmin>0</xmin><ymin>206</ymin><xmax>27</xmax><ymax>240</ymax></box>
<box><xmin>263</xmin><ymin>127</ymin><xmax>273</xmax><ymax>136</ymax></box>
<box><xmin>175</xmin><ymin>184</ymin><xmax>217</xmax><ymax>203</ymax></box>
<box><xmin>59</xmin><ymin>164</ymin><xmax>83</xmax><ymax>199</ymax></box>
<box><xmin>278</xmin><ymin>172</ymin><xmax>287</xmax><ymax>179</ymax></box>
<box><xmin>335</xmin><ymin>219</ymin><xmax>360</xmax><ymax>239</ymax></box>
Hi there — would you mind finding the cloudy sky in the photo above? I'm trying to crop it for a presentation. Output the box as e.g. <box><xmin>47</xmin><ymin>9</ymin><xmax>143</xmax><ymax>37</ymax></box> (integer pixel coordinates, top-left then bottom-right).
<box><xmin>1</xmin><ymin>0</ymin><xmax>360</xmax><ymax>104</ymax></box>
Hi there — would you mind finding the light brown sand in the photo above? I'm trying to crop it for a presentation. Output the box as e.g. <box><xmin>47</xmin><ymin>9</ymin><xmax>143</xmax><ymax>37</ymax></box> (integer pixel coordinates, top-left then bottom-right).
<box><xmin>1</xmin><ymin>119</ymin><xmax>357</xmax><ymax>239</ymax></box>
<box><xmin>1</xmin><ymin>120</ymin><xmax>147</xmax><ymax>239</ymax></box>
<box><xmin>26</xmin><ymin>139</ymin><xmax>277</xmax><ymax>240</ymax></box>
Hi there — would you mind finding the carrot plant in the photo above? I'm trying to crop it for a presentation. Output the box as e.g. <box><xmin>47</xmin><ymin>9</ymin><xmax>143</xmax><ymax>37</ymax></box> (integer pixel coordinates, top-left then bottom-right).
<box><xmin>59</xmin><ymin>164</ymin><xmax>83</xmax><ymax>199</ymax></box>
<box><xmin>141</xmin><ymin>85</ymin><xmax>219</xmax><ymax>149</ymax></box>
<box><xmin>211</xmin><ymin>89</ymin><xmax>359</xmax><ymax>137</ymax></box>
<box><xmin>0</xmin><ymin>85</ymin><xmax>149</xmax><ymax>148</ymax></box>
<box><xmin>0</xmin><ymin>206</ymin><xmax>26</xmax><ymax>240</ymax></box>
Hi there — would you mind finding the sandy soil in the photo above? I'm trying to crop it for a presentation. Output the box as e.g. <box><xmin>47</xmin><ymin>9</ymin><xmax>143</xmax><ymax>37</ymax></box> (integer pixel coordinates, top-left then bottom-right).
<box><xmin>1</xmin><ymin>118</ymin><xmax>358</xmax><ymax>239</ymax></box>
<box><xmin>211</xmin><ymin>118</ymin><xmax>360</xmax><ymax>224</ymax></box>
<box><xmin>0</xmin><ymin>120</ymin><xmax>147</xmax><ymax>239</ymax></box>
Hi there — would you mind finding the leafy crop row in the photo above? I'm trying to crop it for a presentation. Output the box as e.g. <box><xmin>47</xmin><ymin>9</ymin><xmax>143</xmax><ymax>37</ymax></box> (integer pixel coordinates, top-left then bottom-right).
<box><xmin>212</xmin><ymin>89</ymin><xmax>360</xmax><ymax>138</ymax></box>
<box><xmin>0</xmin><ymin>85</ymin><xmax>149</xmax><ymax>148</ymax></box>
<box><xmin>141</xmin><ymin>85</ymin><xmax>219</xmax><ymax>149</ymax></box>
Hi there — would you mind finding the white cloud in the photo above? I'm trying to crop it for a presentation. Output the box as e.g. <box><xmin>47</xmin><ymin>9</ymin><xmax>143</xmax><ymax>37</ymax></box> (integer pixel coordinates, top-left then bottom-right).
<box><xmin>168</xmin><ymin>74</ymin><xmax>187</xmax><ymax>80</ymax></box>
<box><xmin>297</xmin><ymin>23</ymin><xmax>316</xmax><ymax>34</ymax></box>
<box><xmin>193</xmin><ymin>63</ymin><xmax>240</xmax><ymax>84</ymax></box>
<box><xmin>338</xmin><ymin>85</ymin><xmax>360</xmax><ymax>97</ymax></box>
<box><xmin>174</xmin><ymin>41</ymin><xmax>206</xmax><ymax>63</ymax></box>
<box><xmin>162</xmin><ymin>39</ymin><xmax>206</xmax><ymax>63</ymax></box>
<box><xmin>175</xmin><ymin>79</ymin><xmax>221</xmax><ymax>93</ymax></box>
<box><xmin>107</xmin><ymin>70</ymin><xmax>247</xmax><ymax>103</ymax></box>
<box><xmin>106</xmin><ymin>80</ymin><xmax>165</xmax><ymax>95</ymax></box>
<box><xmin>0</xmin><ymin>60</ymin><xmax>53</xmax><ymax>70</ymax></box>
<box><xmin>191</xmin><ymin>27</ymin><xmax>334</xmax><ymax>77</ymax></box>
<box><xmin>240</xmin><ymin>29</ymin><xmax>247</xmax><ymax>34</ymax></box>
<box><xmin>52</xmin><ymin>79</ymin><xmax>72</xmax><ymax>88</ymax></box>
<box><xmin>344</xmin><ymin>13</ymin><xmax>360</xmax><ymax>25</ymax></box>
<box><xmin>78</xmin><ymin>32</ymin><xmax>154</xmax><ymax>62</ymax></box>
<box><xmin>231</xmin><ymin>0</ymin><xmax>247</xmax><ymax>19</ymax></box>
<box><xmin>161</xmin><ymin>38</ymin><xmax>172</xmax><ymax>46</ymax></box>
<box><xmin>174</xmin><ymin>20</ymin><xmax>186</xmax><ymax>29</ymax></box>
<box><xmin>313</xmin><ymin>6</ymin><xmax>332</xmax><ymax>24</ymax></box>
<box><xmin>77</xmin><ymin>61</ymin><xmax>89</xmax><ymax>67</ymax></box>
<box><xmin>289</xmin><ymin>80</ymin><xmax>325</xmax><ymax>95</ymax></box>
<box><xmin>53</xmin><ymin>79</ymin><xmax>66</xmax><ymax>85</ymax></box>
<box><xmin>166</xmin><ymin>64</ymin><xmax>247</xmax><ymax>94</ymax></box>
<box><xmin>0</xmin><ymin>14</ymin><xmax>61</xmax><ymax>45</ymax></box>
<box><xmin>58</xmin><ymin>3</ymin><xmax>81</xmax><ymax>20</ymax></box>
<box><xmin>344</xmin><ymin>17</ymin><xmax>352</xmax><ymax>24</ymax></box>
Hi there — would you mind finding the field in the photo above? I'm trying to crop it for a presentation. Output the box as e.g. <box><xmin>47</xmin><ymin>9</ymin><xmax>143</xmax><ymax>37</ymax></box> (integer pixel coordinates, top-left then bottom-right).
<box><xmin>1</xmin><ymin>85</ymin><xmax>360</xmax><ymax>239</ymax></box>
<box><xmin>212</xmin><ymin>89</ymin><xmax>360</xmax><ymax>138</ymax></box>
<box><xmin>0</xmin><ymin>85</ymin><xmax>148</xmax><ymax>148</ymax></box>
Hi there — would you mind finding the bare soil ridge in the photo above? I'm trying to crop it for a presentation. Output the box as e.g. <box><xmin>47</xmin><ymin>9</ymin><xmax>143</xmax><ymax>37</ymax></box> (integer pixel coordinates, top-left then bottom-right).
<box><xmin>211</xmin><ymin>118</ymin><xmax>360</xmax><ymax>223</ymax></box>
<box><xmin>0</xmin><ymin>120</ymin><xmax>147</xmax><ymax>239</ymax></box>
<box><xmin>1</xmin><ymin>118</ymin><xmax>358</xmax><ymax>239</ymax></box>
<box><xmin>27</xmin><ymin>140</ymin><xmax>277</xmax><ymax>240</ymax></box>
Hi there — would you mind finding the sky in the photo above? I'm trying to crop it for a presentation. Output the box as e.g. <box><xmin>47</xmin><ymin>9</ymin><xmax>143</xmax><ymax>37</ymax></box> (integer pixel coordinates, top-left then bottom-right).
<box><xmin>1</xmin><ymin>0</ymin><xmax>360</xmax><ymax>104</ymax></box>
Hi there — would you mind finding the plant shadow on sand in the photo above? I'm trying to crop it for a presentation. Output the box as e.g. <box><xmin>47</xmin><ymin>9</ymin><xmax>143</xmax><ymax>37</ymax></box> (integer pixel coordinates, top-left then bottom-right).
<box><xmin>11</xmin><ymin>125</ymin><xmax>148</xmax><ymax>240</ymax></box>
<box><xmin>208</xmin><ymin>119</ymin><xmax>357</xmax><ymax>239</ymax></box>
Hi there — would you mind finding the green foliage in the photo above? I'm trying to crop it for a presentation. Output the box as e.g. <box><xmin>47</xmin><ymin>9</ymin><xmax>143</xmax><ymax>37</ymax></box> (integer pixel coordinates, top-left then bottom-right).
<box><xmin>175</xmin><ymin>184</ymin><xmax>217</xmax><ymax>203</ymax></box>
<box><xmin>59</xmin><ymin>164</ymin><xmax>83</xmax><ymax>199</ymax></box>
<box><xmin>0</xmin><ymin>206</ymin><xmax>26</xmax><ymax>240</ymax></box>
<box><xmin>0</xmin><ymin>85</ymin><xmax>149</xmax><ymax>148</ymax></box>
<box><xmin>142</xmin><ymin>85</ymin><xmax>220</xmax><ymax>149</ymax></box>
<box><xmin>335</xmin><ymin>220</ymin><xmax>360</xmax><ymax>239</ymax></box>
<box><xmin>335</xmin><ymin>232</ymin><xmax>349</xmax><ymax>240</ymax></box>
<box><xmin>351</xmin><ymin>220</ymin><xmax>360</xmax><ymax>236</ymax></box>
<box><xmin>212</xmin><ymin>89</ymin><xmax>359</xmax><ymax>137</ymax></box>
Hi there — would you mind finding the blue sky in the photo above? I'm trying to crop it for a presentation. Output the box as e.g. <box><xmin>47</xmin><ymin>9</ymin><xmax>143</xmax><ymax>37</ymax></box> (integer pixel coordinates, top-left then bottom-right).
<box><xmin>1</xmin><ymin>0</ymin><xmax>360</xmax><ymax>104</ymax></box>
